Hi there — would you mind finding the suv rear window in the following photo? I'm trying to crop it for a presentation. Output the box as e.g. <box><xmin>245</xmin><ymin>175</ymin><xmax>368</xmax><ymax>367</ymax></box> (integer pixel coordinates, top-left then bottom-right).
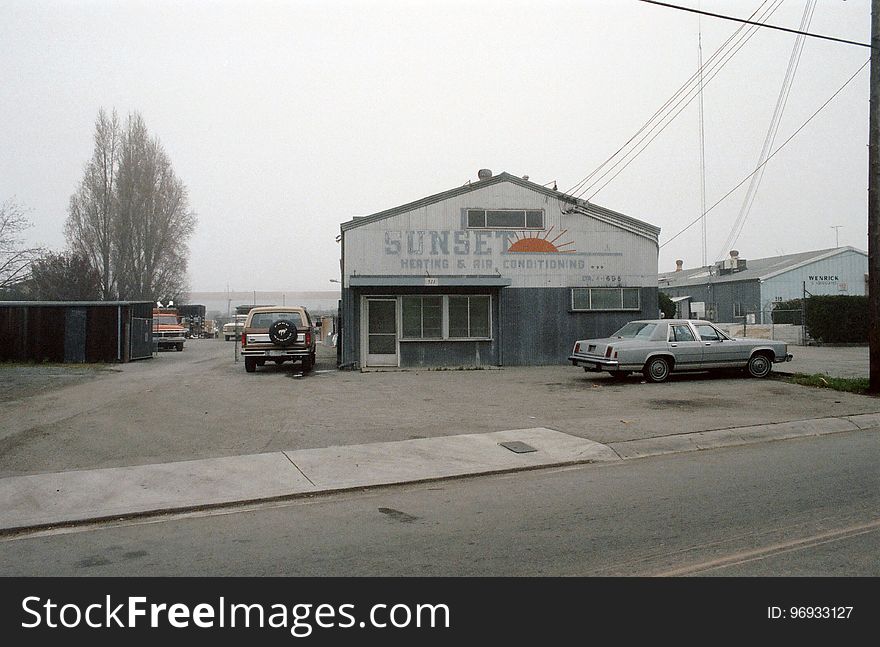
<box><xmin>249</xmin><ymin>312</ymin><xmax>305</xmax><ymax>328</ymax></box>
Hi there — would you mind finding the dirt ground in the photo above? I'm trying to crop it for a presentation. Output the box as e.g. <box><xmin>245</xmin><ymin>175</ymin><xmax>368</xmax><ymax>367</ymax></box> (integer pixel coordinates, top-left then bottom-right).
<box><xmin>1</xmin><ymin>338</ymin><xmax>878</xmax><ymax>478</ymax></box>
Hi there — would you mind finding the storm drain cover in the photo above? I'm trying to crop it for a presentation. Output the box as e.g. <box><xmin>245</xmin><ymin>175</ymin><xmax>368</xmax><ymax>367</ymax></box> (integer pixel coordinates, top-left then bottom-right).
<box><xmin>499</xmin><ymin>441</ymin><xmax>538</xmax><ymax>454</ymax></box>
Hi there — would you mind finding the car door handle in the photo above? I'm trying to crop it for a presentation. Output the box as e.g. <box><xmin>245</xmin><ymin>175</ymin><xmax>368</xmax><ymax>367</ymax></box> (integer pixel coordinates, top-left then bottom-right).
<box><xmin>704</xmin><ymin>342</ymin><xmax>712</xmax><ymax>346</ymax></box>
<box><xmin>669</xmin><ymin>343</ymin><xmax>678</xmax><ymax>347</ymax></box>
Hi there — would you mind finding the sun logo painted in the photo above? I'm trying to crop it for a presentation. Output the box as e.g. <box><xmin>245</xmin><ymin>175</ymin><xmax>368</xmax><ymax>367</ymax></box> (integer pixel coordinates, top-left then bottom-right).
<box><xmin>507</xmin><ymin>227</ymin><xmax>575</xmax><ymax>253</ymax></box>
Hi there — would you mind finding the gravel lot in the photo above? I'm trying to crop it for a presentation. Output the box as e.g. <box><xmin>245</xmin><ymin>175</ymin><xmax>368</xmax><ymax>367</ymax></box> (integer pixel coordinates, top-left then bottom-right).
<box><xmin>1</xmin><ymin>338</ymin><xmax>878</xmax><ymax>478</ymax></box>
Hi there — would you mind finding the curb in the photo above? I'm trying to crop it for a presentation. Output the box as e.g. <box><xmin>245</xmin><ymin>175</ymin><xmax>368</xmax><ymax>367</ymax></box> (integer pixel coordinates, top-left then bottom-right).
<box><xmin>608</xmin><ymin>413</ymin><xmax>880</xmax><ymax>460</ymax></box>
<box><xmin>1</xmin><ymin>417</ymin><xmax>877</xmax><ymax>537</ymax></box>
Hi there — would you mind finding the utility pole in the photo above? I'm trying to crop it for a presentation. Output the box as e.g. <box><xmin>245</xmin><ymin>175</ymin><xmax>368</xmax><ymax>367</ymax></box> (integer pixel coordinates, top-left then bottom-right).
<box><xmin>870</xmin><ymin>0</ymin><xmax>880</xmax><ymax>393</ymax></box>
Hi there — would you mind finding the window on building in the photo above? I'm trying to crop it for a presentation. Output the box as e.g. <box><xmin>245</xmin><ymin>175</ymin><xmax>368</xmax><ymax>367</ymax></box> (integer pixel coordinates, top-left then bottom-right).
<box><xmin>733</xmin><ymin>302</ymin><xmax>745</xmax><ymax>317</ymax></box>
<box><xmin>466</xmin><ymin>209</ymin><xmax>543</xmax><ymax>229</ymax></box>
<box><xmin>448</xmin><ymin>295</ymin><xmax>490</xmax><ymax>338</ymax></box>
<box><xmin>401</xmin><ymin>295</ymin><xmax>491</xmax><ymax>340</ymax></box>
<box><xmin>571</xmin><ymin>288</ymin><xmax>641</xmax><ymax>311</ymax></box>
<box><xmin>402</xmin><ymin>296</ymin><xmax>442</xmax><ymax>339</ymax></box>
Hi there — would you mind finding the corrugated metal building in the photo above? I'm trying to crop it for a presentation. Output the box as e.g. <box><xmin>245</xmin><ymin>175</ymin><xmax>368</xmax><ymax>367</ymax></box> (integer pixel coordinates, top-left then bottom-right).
<box><xmin>0</xmin><ymin>301</ymin><xmax>154</xmax><ymax>363</ymax></box>
<box><xmin>658</xmin><ymin>247</ymin><xmax>868</xmax><ymax>323</ymax></box>
<box><xmin>338</xmin><ymin>171</ymin><xmax>660</xmax><ymax>368</ymax></box>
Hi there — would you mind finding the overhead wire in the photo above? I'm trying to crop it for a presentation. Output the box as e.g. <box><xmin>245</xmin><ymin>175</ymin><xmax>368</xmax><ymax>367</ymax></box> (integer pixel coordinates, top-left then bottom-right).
<box><xmin>718</xmin><ymin>0</ymin><xmax>817</xmax><ymax>259</ymax></box>
<box><xmin>569</xmin><ymin>0</ymin><xmax>788</xmax><ymax>202</ymax></box>
<box><xmin>563</xmin><ymin>0</ymin><xmax>782</xmax><ymax>199</ymax></box>
<box><xmin>659</xmin><ymin>58</ymin><xmax>870</xmax><ymax>249</ymax></box>
<box><xmin>637</xmin><ymin>0</ymin><xmax>870</xmax><ymax>48</ymax></box>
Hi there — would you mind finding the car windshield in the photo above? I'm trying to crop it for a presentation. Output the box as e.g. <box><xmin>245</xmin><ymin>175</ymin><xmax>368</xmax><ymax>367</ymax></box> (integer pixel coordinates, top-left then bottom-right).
<box><xmin>155</xmin><ymin>316</ymin><xmax>178</xmax><ymax>325</ymax></box>
<box><xmin>249</xmin><ymin>312</ymin><xmax>304</xmax><ymax>328</ymax></box>
<box><xmin>611</xmin><ymin>322</ymin><xmax>657</xmax><ymax>339</ymax></box>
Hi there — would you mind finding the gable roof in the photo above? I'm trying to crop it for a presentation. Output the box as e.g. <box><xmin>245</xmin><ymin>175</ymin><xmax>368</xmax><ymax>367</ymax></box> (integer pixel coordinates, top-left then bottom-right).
<box><xmin>658</xmin><ymin>246</ymin><xmax>867</xmax><ymax>288</ymax></box>
<box><xmin>340</xmin><ymin>171</ymin><xmax>660</xmax><ymax>242</ymax></box>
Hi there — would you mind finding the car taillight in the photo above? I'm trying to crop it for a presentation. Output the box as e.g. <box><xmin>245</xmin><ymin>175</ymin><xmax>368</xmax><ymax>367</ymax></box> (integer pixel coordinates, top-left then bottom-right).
<box><xmin>605</xmin><ymin>346</ymin><xmax>613</xmax><ymax>358</ymax></box>
<box><xmin>241</xmin><ymin>333</ymin><xmax>246</xmax><ymax>347</ymax></box>
<box><xmin>574</xmin><ymin>342</ymin><xmax>581</xmax><ymax>354</ymax></box>
<box><xmin>305</xmin><ymin>331</ymin><xmax>311</xmax><ymax>346</ymax></box>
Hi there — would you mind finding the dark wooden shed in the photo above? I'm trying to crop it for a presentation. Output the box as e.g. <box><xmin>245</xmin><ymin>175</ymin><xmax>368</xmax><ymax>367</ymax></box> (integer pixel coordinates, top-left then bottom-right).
<box><xmin>0</xmin><ymin>301</ymin><xmax>154</xmax><ymax>363</ymax></box>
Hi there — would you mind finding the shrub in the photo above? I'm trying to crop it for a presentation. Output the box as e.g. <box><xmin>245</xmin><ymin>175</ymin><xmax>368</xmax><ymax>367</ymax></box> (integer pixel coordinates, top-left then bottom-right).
<box><xmin>658</xmin><ymin>292</ymin><xmax>676</xmax><ymax>319</ymax></box>
<box><xmin>804</xmin><ymin>295</ymin><xmax>867</xmax><ymax>343</ymax></box>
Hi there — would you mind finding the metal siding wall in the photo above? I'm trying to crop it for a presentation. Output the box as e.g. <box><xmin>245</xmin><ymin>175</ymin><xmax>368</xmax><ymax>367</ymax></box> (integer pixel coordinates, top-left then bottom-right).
<box><xmin>64</xmin><ymin>308</ymin><xmax>87</xmax><ymax>362</ymax></box>
<box><xmin>0</xmin><ymin>307</ymin><xmax>20</xmax><ymax>360</ymax></box>
<box><xmin>130</xmin><ymin>317</ymin><xmax>153</xmax><ymax>360</ymax></box>
<box><xmin>0</xmin><ymin>303</ymin><xmax>154</xmax><ymax>363</ymax></box>
<box><xmin>761</xmin><ymin>251</ymin><xmax>868</xmax><ymax>306</ymax></box>
<box><xmin>340</xmin><ymin>287</ymin><xmax>360</xmax><ymax>368</ymax></box>
<box><xmin>500</xmin><ymin>287</ymin><xmax>658</xmax><ymax>365</ymax></box>
<box><xmin>343</xmin><ymin>181</ymin><xmax>658</xmax><ymax>289</ymax></box>
<box><xmin>709</xmin><ymin>281</ymin><xmax>759</xmax><ymax>322</ymax></box>
<box><xmin>398</xmin><ymin>341</ymin><xmax>496</xmax><ymax>367</ymax></box>
<box><xmin>85</xmin><ymin>306</ymin><xmax>119</xmax><ymax>361</ymax></box>
<box><xmin>28</xmin><ymin>307</ymin><xmax>66</xmax><ymax>362</ymax></box>
<box><xmin>340</xmin><ymin>286</ymin><xmax>658</xmax><ymax>367</ymax></box>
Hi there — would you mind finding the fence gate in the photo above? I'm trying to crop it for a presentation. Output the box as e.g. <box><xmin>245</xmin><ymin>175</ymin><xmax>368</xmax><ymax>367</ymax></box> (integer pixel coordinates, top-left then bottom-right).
<box><xmin>130</xmin><ymin>317</ymin><xmax>153</xmax><ymax>360</ymax></box>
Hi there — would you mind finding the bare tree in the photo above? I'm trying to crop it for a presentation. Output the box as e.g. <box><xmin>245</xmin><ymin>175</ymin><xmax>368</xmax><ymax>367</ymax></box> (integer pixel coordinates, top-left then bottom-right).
<box><xmin>28</xmin><ymin>251</ymin><xmax>102</xmax><ymax>300</ymax></box>
<box><xmin>0</xmin><ymin>198</ymin><xmax>41</xmax><ymax>293</ymax></box>
<box><xmin>112</xmin><ymin>113</ymin><xmax>195</xmax><ymax>301</ymax></box>
<box><xmin>65</xmin><ymin>108</ymin><xmax>121</xmax><ymax>300</ymax></box>
<box><xmin>65</xmin><ymin>109</ymin><xmax>196</xmax><ymax>302</ymax></box>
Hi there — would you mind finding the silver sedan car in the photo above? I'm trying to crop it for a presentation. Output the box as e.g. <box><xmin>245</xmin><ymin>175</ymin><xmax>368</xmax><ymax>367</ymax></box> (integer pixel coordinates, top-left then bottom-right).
<box><xmin>568</xmin><ymin>319</ymin><xmax>792</xmax><ymax>383</ymax></box>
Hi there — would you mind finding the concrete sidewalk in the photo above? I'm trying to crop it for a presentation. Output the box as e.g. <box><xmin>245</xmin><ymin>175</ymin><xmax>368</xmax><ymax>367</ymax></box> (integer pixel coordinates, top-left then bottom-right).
<box><xmin>2</xmin><ymin>416</ymin><xmax>878</xmax><ymax>535</ymax></box>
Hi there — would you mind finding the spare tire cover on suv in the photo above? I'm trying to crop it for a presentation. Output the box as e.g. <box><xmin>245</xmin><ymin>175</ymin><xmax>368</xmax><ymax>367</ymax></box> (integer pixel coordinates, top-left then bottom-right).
<box><xmin>268</xmin><ymin>319</ymin><xmax>298</xmax><ymax>346</ymax></box>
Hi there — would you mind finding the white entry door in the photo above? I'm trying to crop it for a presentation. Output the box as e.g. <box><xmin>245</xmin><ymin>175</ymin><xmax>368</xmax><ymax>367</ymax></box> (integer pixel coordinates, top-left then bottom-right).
<box><xmin>364</xmin><ymin>298</ymin><xmax>398</xmax><ymax>366</ymax></box>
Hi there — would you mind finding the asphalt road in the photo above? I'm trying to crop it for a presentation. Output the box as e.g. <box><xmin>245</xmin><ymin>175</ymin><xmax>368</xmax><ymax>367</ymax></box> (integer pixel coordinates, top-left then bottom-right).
<box><xmin>1</xmin><ymin>338</ymin><xmax>878</xmax><ymax>477</ymax></box>
<box><xmin>1</xmin><ymin>429</ymin><xmax>876</xmax><ymax>576</ymax></box>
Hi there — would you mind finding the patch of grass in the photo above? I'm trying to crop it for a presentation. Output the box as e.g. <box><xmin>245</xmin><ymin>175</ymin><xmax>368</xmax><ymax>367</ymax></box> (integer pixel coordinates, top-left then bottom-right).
<box><xmin>0</xmin><ymin>361</ymin><xmax>117</xmax><ymax>370</ymax></box>
<box><xmin>786</xmin><ymin>373</ymin><xmax>870</xmax><ymax>395</ymax></box>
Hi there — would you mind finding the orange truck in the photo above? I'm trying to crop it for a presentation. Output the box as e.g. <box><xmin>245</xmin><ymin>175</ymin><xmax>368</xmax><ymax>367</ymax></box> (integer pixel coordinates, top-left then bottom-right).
<box><xmin>152</xmin><ymin>307</ymin><xmax>187</xmax><ymax>351</ymax></box>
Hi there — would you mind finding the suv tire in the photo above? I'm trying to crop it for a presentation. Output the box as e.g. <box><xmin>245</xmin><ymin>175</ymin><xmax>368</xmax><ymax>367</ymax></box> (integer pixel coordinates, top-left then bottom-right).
<box><xmin>245</xmin><ymin>357</ymin><xmax>257</xmax><ymax>373</ymax></box>
<box><xmin>268</xmin><ymin>320</ymin><xmax>298</xmax><ymax>346</ymax></box>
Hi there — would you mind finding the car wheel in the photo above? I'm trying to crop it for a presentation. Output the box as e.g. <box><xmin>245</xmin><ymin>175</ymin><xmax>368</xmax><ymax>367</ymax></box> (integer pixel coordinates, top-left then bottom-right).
<box><xmin>268</xmin><ymin>320</ymin><xmax>297</xmax><ymax>346</ymax></box>
<box><xmin>176</xmin><ymin>343</ymin><xmax>183</xmax><ymax>351</ymax></box>
<box><xmin>747</xmin><ymin>353</ymin><xmax>772</xmax><ymax>378</ymax></box>
<box><xmin>302</xmin><ymin>354</ymin><xmax>314</xmax><ymax>372</ymax></box>
<box><xmin>643</xmin><ymin>357</ymin><xmax>670</xmax><ymax>383</ymax></box>
<box><xmin>245</xmin><ymin>357</ymin><xmax>257</xmax><ymax>372</ymax></box>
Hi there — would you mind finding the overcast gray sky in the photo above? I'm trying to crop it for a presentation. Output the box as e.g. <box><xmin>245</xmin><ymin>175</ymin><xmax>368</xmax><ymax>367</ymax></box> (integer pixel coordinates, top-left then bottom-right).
<box><xmin>1</xmin><ymin>0</ymin><xmax>871</xmax><ymax>292</ymax></box>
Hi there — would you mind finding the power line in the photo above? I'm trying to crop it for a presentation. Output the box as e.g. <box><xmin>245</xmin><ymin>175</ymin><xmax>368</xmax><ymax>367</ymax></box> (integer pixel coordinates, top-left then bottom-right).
<box><xmin>582</xmin><ymin>1</ymin><xmax>786</xmax><ymax>201</ymax></box>
<box><xmin>660</xmin><ymin>59</ymin><xmax>870</xmax><ymax>249</ymax></box>
<box><xmin>563</xmin><ymin>0</ymin><xmax>783</xmax><ymax>199</ymax></box>
<box><xmin>719</xmin><ymin>0</ymin><xmax>817</xmax><ymax>258</ymax></box>
<box><xmin>569</xmin><ymin>0</ymin><xmax>786</xmax><ymax>202</ymax></box>
<box><xmin>638</xmin><ymin>0</ymin><xmax>870</xmax><ymax>48</ymax></box>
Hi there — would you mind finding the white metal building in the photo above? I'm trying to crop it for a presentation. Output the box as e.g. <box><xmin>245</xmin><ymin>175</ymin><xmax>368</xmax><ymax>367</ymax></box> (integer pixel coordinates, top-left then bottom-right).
<box><xmin>337</xmin><ymin>170</ymin><xmax>660</xmax><ymax>368</ymax></box>
<box><xmin>658</xmin><ymin>247</ymin><xmax>868</xmax><ymax>323</ymax></box>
